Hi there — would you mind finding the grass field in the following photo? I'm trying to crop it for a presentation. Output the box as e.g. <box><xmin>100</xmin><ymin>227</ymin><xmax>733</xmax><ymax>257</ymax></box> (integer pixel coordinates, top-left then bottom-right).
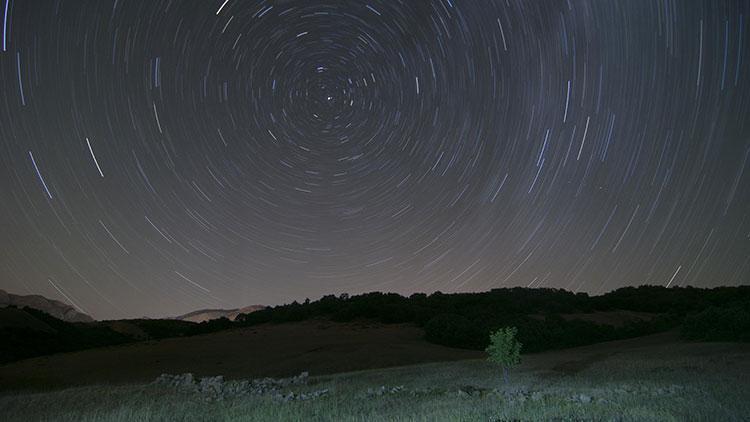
<box><xmin>1</xmin><ymin>332</ymin><xmax>748</xmax><ymax>421</ymax></box>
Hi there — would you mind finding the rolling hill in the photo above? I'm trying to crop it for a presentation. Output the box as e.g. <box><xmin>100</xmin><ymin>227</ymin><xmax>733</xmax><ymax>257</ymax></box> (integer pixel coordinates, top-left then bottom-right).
<box><xmin>0</xmin><ymin>289</ymin><xmax>93</xmax><ymax>322</ymax></box>
<box><xmin>173</xmin><ymin>305</ymin><xmax>266</xmax><ymax>323</ymax></box>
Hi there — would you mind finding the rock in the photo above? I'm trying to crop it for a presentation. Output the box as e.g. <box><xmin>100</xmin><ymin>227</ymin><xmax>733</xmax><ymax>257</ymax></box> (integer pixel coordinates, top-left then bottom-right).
<box><xmin>271</xmin><ymin>388</ymin><xmax>329</xmax><ymax>402</ymax></box>
<box><xmin>365</xmin><ymin>385</ymin><xmax>407</xmax><ymax>397</ymax></box>
<box><xmin>565</xmin><ymin>393</ymin><xmax>593</xmax><ymax>404</ymax></box>
<box><xmin>198</xmin><ymin>376</ymin><xmax>225</xmax><ymax>397</ymax></box>
<box><xmin>152</xmin><ymin>371</ymin><xmax>320</xmax><ymax>402</ymax></box>
<box><xmin>153</xmin><ymin>373</ymin><xmax>196</xmax><ymax>390</ymax></box>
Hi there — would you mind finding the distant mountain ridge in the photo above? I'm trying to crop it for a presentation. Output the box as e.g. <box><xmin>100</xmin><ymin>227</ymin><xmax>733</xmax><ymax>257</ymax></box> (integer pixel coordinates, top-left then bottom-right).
<box><xmin>0</xmin><ymin>289</ymin><xmax>93</xmax><ymax>322</ymax></box>
<box><xmin>173</xmin><ymin>306</ymin><xmax>267</xmax><ymax>323</ymax></box>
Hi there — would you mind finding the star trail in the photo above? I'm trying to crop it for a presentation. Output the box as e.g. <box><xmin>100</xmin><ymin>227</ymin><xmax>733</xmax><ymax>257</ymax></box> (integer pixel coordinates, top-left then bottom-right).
<box><xmin>1</xmin><ymin>0</ymin><xmax>749</xmax><ymax>319</ymax></box>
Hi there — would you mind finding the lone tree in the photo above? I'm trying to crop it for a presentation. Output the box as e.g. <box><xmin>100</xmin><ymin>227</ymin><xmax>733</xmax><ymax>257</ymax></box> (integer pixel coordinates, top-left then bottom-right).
<box><xmin>485</xmin><ymin>326</ymin><xmax>522</xmax><ymax>384</ymax></box>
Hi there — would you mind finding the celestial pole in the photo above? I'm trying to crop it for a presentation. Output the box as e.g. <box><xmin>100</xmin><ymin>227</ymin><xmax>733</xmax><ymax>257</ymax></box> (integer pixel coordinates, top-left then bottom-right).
<box><xmin>0</xmin><ymin>0</ymin><xmax>748</xmax><ymax>319</ymax></box>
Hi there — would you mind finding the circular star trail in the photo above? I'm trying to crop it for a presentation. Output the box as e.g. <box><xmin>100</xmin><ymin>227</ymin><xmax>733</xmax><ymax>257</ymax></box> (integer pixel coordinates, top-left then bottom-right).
<box><xmin>1</xmin><ymin>0</ymin><xmax>749</xmax><ymax>319</ymax></box>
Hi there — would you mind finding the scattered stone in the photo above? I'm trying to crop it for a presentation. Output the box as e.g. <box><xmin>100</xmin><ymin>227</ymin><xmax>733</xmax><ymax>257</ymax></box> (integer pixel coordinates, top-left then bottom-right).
<box><xmin>274</xmin><ymin>388</ymin><xmax>330</xmax><ymax>402</ymax></box>
<box><xmin>153</xmin><ymin>371</ymin><xmax>320</xmax><ymax>402</ymax></box>
<box><xmin>154</xmin><ymin>373</ymin><xmax>196</xmax><ymax>390</ymax></box>
<box><xmin>567</xmin><ymin>393</ymin><xmax>593</xmax><ymax>404</ymax></box>
<box><xmin>457</xmin><ymin>385</ymin><xmax>488</xmax><ymax>397</ymax></box>
<box><xmin>489</xmin><ymin>388</ymin><xmax>533</xmax><ymax>403</ymax></box>
<box><xmin>365</xmin><ymin>385</ymin><xmax>406</xmax><ymax>397</ymax></box>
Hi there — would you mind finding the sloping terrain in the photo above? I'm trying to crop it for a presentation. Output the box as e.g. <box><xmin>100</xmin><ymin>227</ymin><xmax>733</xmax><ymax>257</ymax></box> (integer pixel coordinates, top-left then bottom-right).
<box><xmin>0</xmin><ymin>307</ymin><xmax>56</xmax><ymax>333</ymax></box>
<box><xmin>1</xmin><ymin>285</ymin><xmax>746</xmax><ymax>373</ymax></box>
<box><xmin>0</xmin><ymin>319</ymin><xmax>483</xmax><ymax>391</ymax></box>
<box><xmin>0</xmin><ymin>307</ymin><xmax>132</xmax><ymax>364</ymax></box>
<box><xmin>0</xmin><ymin>289</ymin><xmax>93</xmax><ymax>322</ymax></box>
<box><xmin>1</xmin><ymin>331</ymin><xmax>748</xmax><ymax>421</ymax></box>
<box><xmin>173</xmin><ymin>305</ymin><xmax>266</xmax><ymax>323</ymax></box>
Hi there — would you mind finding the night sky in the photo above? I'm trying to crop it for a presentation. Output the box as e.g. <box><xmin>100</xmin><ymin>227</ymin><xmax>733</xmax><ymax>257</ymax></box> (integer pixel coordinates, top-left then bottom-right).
<box><xmin>1</xmin><ymin>0</ymin><xmax>749</xmax><ymax>320</ymax></box>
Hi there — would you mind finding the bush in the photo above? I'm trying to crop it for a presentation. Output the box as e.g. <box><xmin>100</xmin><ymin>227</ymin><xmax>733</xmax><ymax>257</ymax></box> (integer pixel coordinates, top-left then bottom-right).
<box><xmin>681</xmin><ymin>303</ymin><xmax>750</xmax><ymax>342</ymax></box>
<box><xmin>486</xmin><ymin>326</ymin><xmax>522</xmax><ymax>383</ymax></box>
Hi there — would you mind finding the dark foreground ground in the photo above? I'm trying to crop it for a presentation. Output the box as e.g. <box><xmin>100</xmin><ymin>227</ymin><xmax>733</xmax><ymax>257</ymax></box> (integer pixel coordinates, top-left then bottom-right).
<box><xmin>0</xmin><ymin>319</ymin><xmax>483</xmax><ymax>391</ymax></box>
<box><xmin>0</xmin><ymin>330</ymin><xmax>748</xmax><ymax>421</ymax></box>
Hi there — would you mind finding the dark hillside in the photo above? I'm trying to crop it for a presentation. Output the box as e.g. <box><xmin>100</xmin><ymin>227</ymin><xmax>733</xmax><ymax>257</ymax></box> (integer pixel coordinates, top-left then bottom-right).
<box><xmin>236</xmin><ymin>285</ymin><xmax>750</xmax><ymax>351</ymax></box>
<box><xmin>0</xmin><ymin>307</ymin><xmax>131</xmax><ymax>364</ymax></box>
<box><xmin>1</xmin><ymin>285</ymin><xmax>747</xmax><ymax>364</ymax></box>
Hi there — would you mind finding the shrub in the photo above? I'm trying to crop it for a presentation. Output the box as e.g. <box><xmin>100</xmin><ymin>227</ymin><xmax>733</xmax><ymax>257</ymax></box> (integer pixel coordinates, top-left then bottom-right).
<box><xmin>485</xmin><ymin>326</ymin><xmax>522</xmax><ymax>383</ymax></box>
<box><xmin>681</xmin><ymin>303</ymin><xmax>750</xmax><ymax>342</ymax></box>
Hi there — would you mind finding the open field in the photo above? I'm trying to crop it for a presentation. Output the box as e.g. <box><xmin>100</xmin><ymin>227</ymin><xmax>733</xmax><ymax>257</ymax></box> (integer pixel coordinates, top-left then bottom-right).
<box><xmin>0</xmin><ymin>320</ymin><xmax>483</xmax><ymax>391</ymax></box>
<box><xmin>1</xmin><ymin>331</ymin><xmax>748</xmax><ymax>421</ymax></box>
